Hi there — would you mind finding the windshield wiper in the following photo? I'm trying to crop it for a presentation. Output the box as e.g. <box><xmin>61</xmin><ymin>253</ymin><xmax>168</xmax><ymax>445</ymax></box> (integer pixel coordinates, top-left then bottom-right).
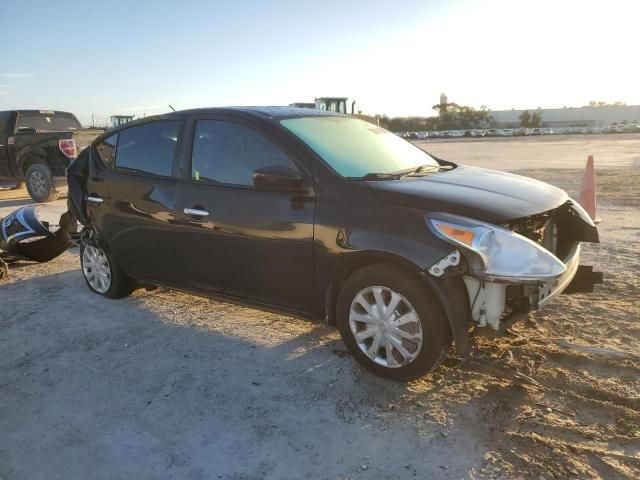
<box><xmin>352</xmin><ymin>172</ymin><xmax>404</xmax><ymax>180</ymax></box>
<box><xmin>351</xmin><ymin>164</ymin><xmax>447</xmax><ymax>181</ymax></box>
<box><xmin>400</xmin><ymin>164</ymin><xmax>441</xmax><ymax>177</ymax></box>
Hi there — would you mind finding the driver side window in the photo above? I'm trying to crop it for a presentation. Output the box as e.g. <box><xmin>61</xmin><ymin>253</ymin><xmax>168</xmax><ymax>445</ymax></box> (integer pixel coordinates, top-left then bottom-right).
<box><xmin>191</xmin><ymin>120</ymin><xmax>296</xmax><ymax>186</ymax></box>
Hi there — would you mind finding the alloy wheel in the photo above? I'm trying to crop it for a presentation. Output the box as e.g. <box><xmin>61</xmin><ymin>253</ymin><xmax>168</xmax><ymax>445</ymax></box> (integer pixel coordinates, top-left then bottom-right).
<box><xmin>349</xmin><ymin>286</ymin><xmax>423</xmax><ymax>368</ymax></box>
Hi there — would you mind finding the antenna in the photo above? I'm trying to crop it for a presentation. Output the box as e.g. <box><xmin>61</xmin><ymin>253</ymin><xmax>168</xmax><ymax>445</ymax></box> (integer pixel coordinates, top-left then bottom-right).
<box><xmin>168</xmin><ymin>104</ymin><xmax>176</xmax><ymax>112</ymax></box>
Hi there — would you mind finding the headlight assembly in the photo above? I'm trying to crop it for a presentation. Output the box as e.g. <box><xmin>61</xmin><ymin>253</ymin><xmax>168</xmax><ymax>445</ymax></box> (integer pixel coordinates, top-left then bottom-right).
<box><xmin>426</xmin><ymin>212</ymin><xmax>566</xmax><ymax>283</ymax></box>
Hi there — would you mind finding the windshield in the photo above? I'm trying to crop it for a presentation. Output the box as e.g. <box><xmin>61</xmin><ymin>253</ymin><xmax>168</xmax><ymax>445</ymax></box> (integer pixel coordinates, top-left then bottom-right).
<box><xmin>280</xmin><ymin>116</ymin><xmax>439</xmax><ymax>178</ymax></box>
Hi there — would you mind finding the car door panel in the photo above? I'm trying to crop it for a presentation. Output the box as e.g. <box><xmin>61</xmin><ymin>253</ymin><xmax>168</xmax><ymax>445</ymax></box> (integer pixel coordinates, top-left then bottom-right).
<box><xmin>88</xmin><ymin>170</ymin><xmax>177</xmax><ymax>282</ymax></box>
<box><xmin>174</xmin><ymin>184</ymin><xmax>315</xmax><ymax>311</ymax></box>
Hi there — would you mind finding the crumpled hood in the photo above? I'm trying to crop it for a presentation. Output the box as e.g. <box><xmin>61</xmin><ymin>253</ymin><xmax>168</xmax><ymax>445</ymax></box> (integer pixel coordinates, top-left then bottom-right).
<box><xmin>367</xmin><ymin>165</ymin><xmax>568</xmax><ymax>223</ymax></box>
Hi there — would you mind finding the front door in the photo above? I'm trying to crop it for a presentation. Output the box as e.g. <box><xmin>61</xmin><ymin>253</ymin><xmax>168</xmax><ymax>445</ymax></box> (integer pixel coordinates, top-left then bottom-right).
<box><xmin>173</xmin><ymin>117</ymin><xmax>316</xmax><ymax>313</ymax></box>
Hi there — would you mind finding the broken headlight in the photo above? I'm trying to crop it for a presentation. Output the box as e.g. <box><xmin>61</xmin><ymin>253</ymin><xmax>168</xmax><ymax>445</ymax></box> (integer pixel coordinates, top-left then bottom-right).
<box><xmin>426</xmin><ymin>212</ymin><xmax>566</xmax><ymax>283</ymax></box>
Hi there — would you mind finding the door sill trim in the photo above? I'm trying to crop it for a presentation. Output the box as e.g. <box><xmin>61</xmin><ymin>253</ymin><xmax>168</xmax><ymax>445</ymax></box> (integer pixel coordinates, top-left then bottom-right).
<box><xmin>131</xmin><ymin>276</ymin><xmax>313</xmax><ymax>321</ymax></box>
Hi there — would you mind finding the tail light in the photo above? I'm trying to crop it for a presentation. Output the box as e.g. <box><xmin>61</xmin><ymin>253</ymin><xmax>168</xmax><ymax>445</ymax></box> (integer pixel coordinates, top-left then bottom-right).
<box><xmin>59</xmin><ymin>139</ymin><xmax>77</xmax><ymax>159</ymax></box>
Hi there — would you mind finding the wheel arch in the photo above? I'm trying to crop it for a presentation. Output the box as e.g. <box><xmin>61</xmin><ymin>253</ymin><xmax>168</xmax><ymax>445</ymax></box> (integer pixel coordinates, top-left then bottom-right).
<box><xmin>324</xmin><ymin>251</ymin><xmax>471</xmax><ymax>356</ymax></box>
<box><xmin>17</xmin><ymin>146</ymin><xmax>48</xmax><ymax>174</ymax></box>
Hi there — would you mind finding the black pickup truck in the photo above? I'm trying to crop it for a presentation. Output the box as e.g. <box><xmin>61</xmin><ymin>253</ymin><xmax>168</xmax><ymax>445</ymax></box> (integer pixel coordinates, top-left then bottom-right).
<box><xmin>0</xmin><ymin>110</ymin><xmax>101</xmax><ymax>202</ymax></box>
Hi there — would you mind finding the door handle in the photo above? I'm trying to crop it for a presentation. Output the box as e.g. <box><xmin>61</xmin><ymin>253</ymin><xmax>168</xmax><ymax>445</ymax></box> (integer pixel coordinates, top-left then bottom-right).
<box><xmin>184</xmin><ymin>207</ymin><xmax>210</xmax><ymax>217</ymax></box>
<box><xmin>86</xmin><ymin>195</ymin><xmax>103</xmax><ymax>204</ymax></box>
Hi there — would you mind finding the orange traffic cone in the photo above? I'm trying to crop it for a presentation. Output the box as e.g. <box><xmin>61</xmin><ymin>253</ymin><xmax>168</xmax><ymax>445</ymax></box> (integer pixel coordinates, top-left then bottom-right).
<box><xmin>578</xmin><ymin>155</ymin><xmax>599</xmax><ymax>223</ymax></box>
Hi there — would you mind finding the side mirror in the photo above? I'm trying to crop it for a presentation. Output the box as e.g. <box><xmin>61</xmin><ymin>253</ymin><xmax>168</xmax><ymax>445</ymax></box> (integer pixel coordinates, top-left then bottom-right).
<box><xmin>253</xmin><ymin>165</ymin><xmax>304</xmax><ymax>191</ymax></box>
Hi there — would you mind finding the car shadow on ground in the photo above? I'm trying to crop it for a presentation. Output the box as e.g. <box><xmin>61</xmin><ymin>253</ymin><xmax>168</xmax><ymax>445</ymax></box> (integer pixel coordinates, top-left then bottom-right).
<box><xmin>0</xmin><ymin>267</ymin><xmax>498</xmax><ymax>479</ymax></box>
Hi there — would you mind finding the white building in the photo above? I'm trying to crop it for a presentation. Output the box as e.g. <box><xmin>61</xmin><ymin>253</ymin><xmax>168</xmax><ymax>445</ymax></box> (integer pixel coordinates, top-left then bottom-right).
<box><xmin>487</xmin><ymin>105</ymin><xmax>640</xmax><ymax>128</ymax></box>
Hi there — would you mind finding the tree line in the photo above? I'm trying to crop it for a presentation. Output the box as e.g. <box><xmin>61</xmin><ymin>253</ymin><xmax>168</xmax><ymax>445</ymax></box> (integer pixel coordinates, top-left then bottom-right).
<box><xmin>376</xmin><ymin>103</ymin><xmax>495</xmax><ymax>132</ymax></box>
<box><xmin>375</xmin><ymin>103</ymin><xmax>551</xmax><ymax>131</ymax></box>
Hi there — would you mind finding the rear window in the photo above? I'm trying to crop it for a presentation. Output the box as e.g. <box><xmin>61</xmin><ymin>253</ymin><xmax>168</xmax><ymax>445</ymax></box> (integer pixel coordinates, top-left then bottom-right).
<box><xmin>116</xmin><ymin>121</ymin><xmax>179</xmax><ymax>177</ymax></box>
<box><xmin>17</xmin><ymin>114</ymin><xmax>81</xmax><ymax>131</ymax></box>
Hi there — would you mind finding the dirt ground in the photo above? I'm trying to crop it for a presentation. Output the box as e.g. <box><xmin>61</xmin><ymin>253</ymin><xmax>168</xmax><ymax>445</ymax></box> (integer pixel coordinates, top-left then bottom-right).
<box><xmin>1</xmin><ymin>136</ymin><xmax>639</xmax><ymax>479</ymax></box>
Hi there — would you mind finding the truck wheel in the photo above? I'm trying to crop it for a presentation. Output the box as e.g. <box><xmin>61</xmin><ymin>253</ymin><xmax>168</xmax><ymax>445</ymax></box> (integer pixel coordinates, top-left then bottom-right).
<box><xmin>25</xmin><ymin>163</ymin><xmax>59</xmax><ymax>203</ymax></box>
<box><xmin>337</xmin><ymin>264</ymin><xmax>452</xmax><ymax>381</ymax></box>
<box><xmin>80</xmin><ymin>244</ymin><xmax>135</xmax><ymax>299</ymax></box>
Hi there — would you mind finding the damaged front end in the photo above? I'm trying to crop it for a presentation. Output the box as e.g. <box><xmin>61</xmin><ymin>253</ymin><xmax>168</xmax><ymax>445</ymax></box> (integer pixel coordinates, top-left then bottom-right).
<box><xmin>426</xmin><ymin>199</ymin><xmax>603</xmax><ymax>333</ymax></box>
<box><xmin>0</xmin><ymin>206</ymin><xmax>73</xmax><ymax>278</ymax></box>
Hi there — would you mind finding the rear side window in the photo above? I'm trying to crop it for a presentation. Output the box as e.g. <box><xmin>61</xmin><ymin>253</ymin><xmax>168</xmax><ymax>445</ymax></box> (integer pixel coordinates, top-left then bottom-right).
<box><xmin>94</xmin><ymin>133</ymin><xmax>118</xmax><ymax>168</ymax></box>
<box><xmin>116</xmin><ymin>121</ymin><xmax>179</xmax><ymax>177</ymax></box>
<box><xmin>17</xmin><ymin>114</ymin><xmax>81</xmax><ymax>131</ymax></box>
<box><xmin>191</xmin><ymin>120</ymin><xmax>296</xmax><ymax>186</ymax></box>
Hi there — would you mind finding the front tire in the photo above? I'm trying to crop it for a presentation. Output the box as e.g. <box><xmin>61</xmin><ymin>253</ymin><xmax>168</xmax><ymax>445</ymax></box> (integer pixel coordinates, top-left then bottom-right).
<box><xmin>337</xmin><ymin>264</ymin><xmax>451</xmax><ymax>381</ymax></box>
<box><xmin>25</xmin><ymin>163</ymin><xmax>59</xmax><ymax>203</ymax></box>
<box><xmin>80</xmin><ymin>244</ymin><xmax>134</xmax><ymax>299</ymax></box>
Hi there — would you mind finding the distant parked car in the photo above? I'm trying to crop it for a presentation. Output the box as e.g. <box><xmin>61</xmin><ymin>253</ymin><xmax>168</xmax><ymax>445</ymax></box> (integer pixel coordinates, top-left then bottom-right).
<box><xmin>469</xmin><ymin>129</ymin><xmax>485</xmax><ymax>137</ymax></box>
<box><xmin>449</xmin><ymin>130</ymin><xmax>464</xmax><ymax>138</ymax></box>
<box><xmin>484</xmin><ymin>129</ymin><xmax>498</xmax><ymax>137</ymax></box>
<box><xmin>440</xmin><ymin>131</ymin><xmax>451</xmax><ymax>138</ymax></box>
<box><xmin>497</xmin><ymin>129</ymin><xmax>514</xmax><ymax>137</ymax></box>
<box><xmin>539</xmin><ymin>128</ymin><xmax>553</xmax><ymax>135</ymax></box>
<box><xmin>416</xmin><ymin>131</ymin><xmax>428</xmax><ymax>140</ymax></box>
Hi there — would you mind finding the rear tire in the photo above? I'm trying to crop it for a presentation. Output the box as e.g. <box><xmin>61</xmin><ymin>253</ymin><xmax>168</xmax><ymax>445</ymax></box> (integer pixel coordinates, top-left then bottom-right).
<box><xmin>25</xmin><ymin>163</ymin><xmax>59</xmax><ymax>203</ymax></box>
<box><xmin>80</xmin><ymin>244</ymin><xmax>135</xmax><ymax>299</ymax></box>
<box><xmin>337</xmin><ymin>264</ymin><xmax>451</xmax><ymax>381</ymax></box>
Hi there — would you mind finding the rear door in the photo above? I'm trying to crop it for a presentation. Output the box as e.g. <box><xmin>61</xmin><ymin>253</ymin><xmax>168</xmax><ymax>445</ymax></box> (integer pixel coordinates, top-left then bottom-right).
<box><xmin>172</xmin><ymin>115</ymin><xmax>316</xmax><ymax>312</ymax></box>
<box><xmin>86</xmin><ymin>119</ymin><xmax>183</xmax><ymax>282</ymax></box>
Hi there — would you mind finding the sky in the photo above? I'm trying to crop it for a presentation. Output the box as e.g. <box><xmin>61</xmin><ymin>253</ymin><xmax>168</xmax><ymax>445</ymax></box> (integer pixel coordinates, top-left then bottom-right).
<box><xmin>1</xmin><ymin>0</ymin><xmax>639</xmax><ymax>125</ymax></box>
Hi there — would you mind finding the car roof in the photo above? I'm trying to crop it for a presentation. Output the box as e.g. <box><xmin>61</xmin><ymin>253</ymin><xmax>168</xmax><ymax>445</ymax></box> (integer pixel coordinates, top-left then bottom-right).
<box><xmin>174</xmin><ymin>106</ymin><xmax>343</xmax><ymax>119</ymax></box>
<box><xmin>94</xmin><ymin>106</ymin><xmax>344</xmax><ymax>141</ymax></box>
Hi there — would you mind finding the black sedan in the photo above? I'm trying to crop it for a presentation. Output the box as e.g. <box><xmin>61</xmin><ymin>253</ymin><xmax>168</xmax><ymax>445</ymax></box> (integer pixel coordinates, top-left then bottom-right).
<box><xmin>67</xmin><ymin>107</ymin><xmax>600</xmax><ymax>381</ymax></box>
